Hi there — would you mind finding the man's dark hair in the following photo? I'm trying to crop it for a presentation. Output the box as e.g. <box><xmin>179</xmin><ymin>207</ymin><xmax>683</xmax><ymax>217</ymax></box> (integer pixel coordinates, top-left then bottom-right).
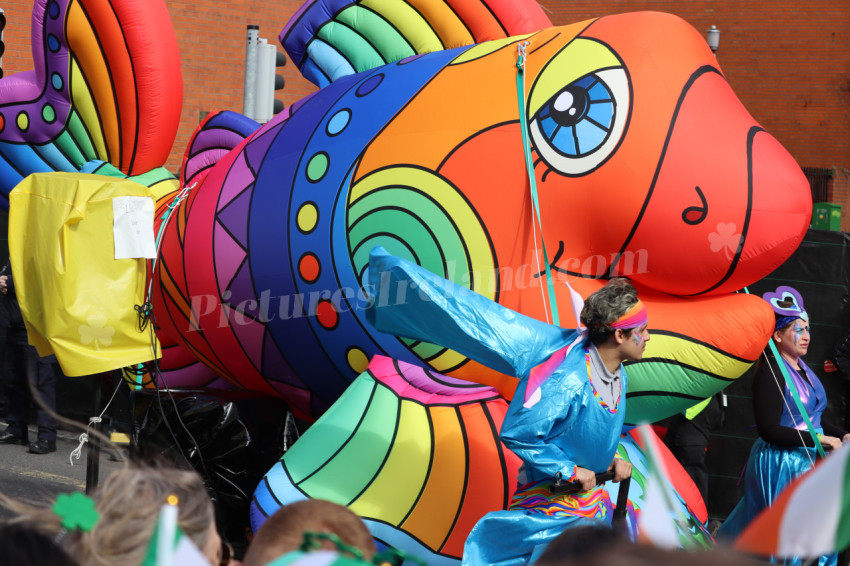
<box><xmin>580</xmin><ymin>278</ymin><xmax>640</xmax><ymax>346</ymax></box>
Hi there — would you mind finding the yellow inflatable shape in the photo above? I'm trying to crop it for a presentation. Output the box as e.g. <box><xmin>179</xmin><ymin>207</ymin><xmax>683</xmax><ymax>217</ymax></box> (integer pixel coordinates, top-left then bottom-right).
<box><xmin>450</xmin><ymin>33</ymin><xmax>532</xmax><ymax>64</ymax></box>
<box><xmin>9</xmin><ymin>172</ymin><xmax>161</xmax><ymax>376</ymax></box>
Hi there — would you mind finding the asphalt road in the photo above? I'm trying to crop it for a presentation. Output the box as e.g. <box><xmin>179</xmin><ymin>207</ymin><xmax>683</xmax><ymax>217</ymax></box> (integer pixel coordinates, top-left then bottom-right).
<box><xmin>0</xmin><ymin>425</ymin><xmax>123</xmax><ymax>520</ymax></box>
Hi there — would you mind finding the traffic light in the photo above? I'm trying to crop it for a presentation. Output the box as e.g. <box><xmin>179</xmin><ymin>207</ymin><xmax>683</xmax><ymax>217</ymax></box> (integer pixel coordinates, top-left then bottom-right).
<box><xmin>243</xmin><ymin>25</ymin><xmax>286</xmax><ymax>124</ymax></box>
<box><xmin>254</xmin><ymin>38</ymin><xmax>286</xmax><ymax>122</ymax></box>
<box><xmin>0</xmin><ymin>8</ymin><xmax>6</xmax><ymax>79</ymax></box>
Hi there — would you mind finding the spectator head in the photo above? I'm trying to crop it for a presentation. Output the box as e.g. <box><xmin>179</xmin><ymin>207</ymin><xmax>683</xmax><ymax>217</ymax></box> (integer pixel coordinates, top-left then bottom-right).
<box><xmin>243</xmin><ymin>499</ymin><xmax>376</xmax><ymax>566</ymax></box>
<box><xmin>2</xmin><ymin>459</ymin><xmax>225</xmax><ymax>566</ymax></box>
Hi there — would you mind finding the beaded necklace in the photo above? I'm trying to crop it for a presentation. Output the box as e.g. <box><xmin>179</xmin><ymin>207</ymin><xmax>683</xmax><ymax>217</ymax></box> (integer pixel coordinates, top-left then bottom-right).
<box><xmin>585</xmin><ymin>347</ymin><xmax>620</xmax><ymax>413</ymax></box>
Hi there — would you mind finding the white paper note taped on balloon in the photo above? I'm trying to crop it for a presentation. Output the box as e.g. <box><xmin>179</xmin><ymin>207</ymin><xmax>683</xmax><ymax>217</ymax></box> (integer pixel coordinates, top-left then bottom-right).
<box><xmin>113</xmin><ymin>196</ymin><xmax>156</xmax><ymax>259</ymax></box>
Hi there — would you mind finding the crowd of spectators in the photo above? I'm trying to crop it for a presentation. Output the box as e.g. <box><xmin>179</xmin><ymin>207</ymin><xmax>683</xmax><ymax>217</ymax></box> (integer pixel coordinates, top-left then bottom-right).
<box><xmin>0</xmin><ymin>449</ymin><xmax>770</xmax><ymax>566</ymax></box>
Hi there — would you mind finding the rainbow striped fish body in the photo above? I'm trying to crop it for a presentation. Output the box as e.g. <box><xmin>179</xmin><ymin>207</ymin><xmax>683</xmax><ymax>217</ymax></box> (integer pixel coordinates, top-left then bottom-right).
<box><xmin>155</xmin><ymin>0</ymin><xmax>794</xmax><ymax>421</ymax></box>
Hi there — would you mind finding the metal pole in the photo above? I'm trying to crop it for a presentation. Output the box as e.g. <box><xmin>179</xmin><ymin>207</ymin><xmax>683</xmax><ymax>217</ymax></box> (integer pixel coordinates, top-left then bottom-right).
<box><xmin>612</xmin><ymin>476</ymin><xmax>630</xmax><ymax>532</ymax></box>
<box><xmin>85</xmin><ymin>373</ymin><xmax>103</xmax><ymax>494</ymax></box>
<box><xmin>243</xmin><ymin>25</ymin><xmax>259</xmax><ymax>120</ymax></box>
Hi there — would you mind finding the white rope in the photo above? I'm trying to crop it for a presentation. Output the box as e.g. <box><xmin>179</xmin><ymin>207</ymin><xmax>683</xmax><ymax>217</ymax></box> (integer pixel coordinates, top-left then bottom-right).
<box><xmin>69</xmin><ymin>417</ymin><xmax>101</xmax><ymax>465</ymax></box>
<box><xmin>69</xmin><ymin>183</ymin><xmax>199</xmax><ymax>466</ymax></box>
<box><xmin>762</xmin><ymin>350</ymin><xmax>817</xmax><ymax>469</ymax></box>
<box><xmin>69</xmin><ymin>379</ymin><xmax>122</xmax><ymax>466</ymax></box>
<box><xmin>146</xmin><ymin>182</ymin><xmax>196</xmax><ymax>301</ymax></box>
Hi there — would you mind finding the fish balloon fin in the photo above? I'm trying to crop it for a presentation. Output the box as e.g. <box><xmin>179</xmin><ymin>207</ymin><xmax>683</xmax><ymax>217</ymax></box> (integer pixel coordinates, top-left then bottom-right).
<box><xmin>180</xmin><ymin>110</ymin><xmax>261</xmax><ymax>189</ymax></box>
<box><xmin>280</xmin><ymin>0</ymin><xmax>552</xmax><ymax>87</ymax></box>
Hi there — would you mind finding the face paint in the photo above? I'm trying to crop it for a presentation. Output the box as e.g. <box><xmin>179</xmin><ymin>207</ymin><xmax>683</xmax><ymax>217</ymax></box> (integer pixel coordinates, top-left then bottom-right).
<box><xmin>633</xmin><ymin>324</ymin><xmax>648</xmax><ymax>346</ymax></box>
<box><xmin>792</xmin><ymin>323</ymin><xmax>808</xmax><ymax>344</ymax></box>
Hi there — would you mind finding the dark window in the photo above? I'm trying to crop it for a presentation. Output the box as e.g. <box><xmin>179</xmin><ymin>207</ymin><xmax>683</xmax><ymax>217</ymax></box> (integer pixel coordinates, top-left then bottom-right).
<box><xmin>802</xmin><ymin>166</ymin><xmax>832</xmax><ymax>203</ymax></box>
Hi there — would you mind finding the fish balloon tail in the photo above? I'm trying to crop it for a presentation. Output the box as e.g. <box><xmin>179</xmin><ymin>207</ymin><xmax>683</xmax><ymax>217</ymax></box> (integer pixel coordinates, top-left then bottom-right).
<box><xmin>0</xmin><ymin>0</ymin><xmax>183</xmax><ymax>201</ymax></box>
<box><xmin>180</xmin><ymin>110</ymin><xmax>262</xmax><ymax>189</ymax></box>
<box><xmin>281</xmin><ymin>0</ymin><xmax>553</xmax><ymax>87</ymax></box>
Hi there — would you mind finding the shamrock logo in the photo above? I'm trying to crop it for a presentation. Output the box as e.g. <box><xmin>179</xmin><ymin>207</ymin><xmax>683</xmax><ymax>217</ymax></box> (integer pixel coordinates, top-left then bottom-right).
<box><xmin>52</xmin><ymin>492</ymin><xmax>99</xmax><ymax>531</ymax></box>
<box><xmin>78</xmin><ymin>314</ymin><xmax>115</xmax><ymax>349</ymax></box>
<box><xmin>708</xmin><ymin>222</ymin><xmax>743</xmax><ymax>260</ymax></box>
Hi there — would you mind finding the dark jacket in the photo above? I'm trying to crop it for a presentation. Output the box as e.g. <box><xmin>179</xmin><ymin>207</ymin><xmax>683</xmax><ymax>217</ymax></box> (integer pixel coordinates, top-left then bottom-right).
<box><xmin>0</xmin><ymin>260</ymin><xmax>27</xmax><ymax>339</ymax></box>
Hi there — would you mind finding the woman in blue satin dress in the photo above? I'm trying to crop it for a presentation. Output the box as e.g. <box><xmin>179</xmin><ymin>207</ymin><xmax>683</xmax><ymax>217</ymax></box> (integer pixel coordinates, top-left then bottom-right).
<box><xmin>718</xmin><ymin>286</ymin><xmax>849</xmax><ymax>566</ymax></box>
<box><xmin>366</xmin><ymin>247</ymin><xmax>648</xmax><ymax>565</ymax></box>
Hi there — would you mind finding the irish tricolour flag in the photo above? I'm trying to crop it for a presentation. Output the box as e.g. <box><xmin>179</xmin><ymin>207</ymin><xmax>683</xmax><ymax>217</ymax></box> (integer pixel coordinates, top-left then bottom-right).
<box><xmin>734</xmin><ymin>442</ymin><xmax>850</xmax><ymax>557</ymax></box>
<box><xmin>140</xmin><ymin>502</ymin><xmax>211</xmax><ymax>566</ymax></box>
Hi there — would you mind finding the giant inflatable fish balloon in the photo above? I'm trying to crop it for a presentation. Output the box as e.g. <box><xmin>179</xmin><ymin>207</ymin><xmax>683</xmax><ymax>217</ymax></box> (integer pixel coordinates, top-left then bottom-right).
<box><xmin>152</xmin><ymin>0</ymin><xmax>800</xmax><ymax>421</ymax></box>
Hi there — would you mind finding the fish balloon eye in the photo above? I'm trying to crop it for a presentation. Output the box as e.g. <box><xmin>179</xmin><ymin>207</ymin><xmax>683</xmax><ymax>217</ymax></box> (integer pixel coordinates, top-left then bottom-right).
<box><xmin>529</xmin><ymin>68</ymin><xmax>630</xmax><ymax>177</ymax></box>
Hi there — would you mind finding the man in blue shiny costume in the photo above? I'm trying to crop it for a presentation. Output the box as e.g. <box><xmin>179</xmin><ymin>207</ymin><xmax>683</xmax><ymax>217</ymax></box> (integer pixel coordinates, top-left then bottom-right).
<box><xmin>367</xmin><ymin>247</ymin><xmax>648</xmax><ymax>565</ymax></box>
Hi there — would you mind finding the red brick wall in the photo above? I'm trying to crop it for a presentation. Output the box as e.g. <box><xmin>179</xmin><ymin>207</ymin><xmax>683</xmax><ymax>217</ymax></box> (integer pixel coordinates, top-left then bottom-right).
<box><xmin>833</xmin><ymin>169</ymin><xmax>850</xmax><ymax>218</ymax></box>
<box><xmin>2</xmin><ymin>1</ymin><xmax>848</xmax><ymax>226</ymax></box>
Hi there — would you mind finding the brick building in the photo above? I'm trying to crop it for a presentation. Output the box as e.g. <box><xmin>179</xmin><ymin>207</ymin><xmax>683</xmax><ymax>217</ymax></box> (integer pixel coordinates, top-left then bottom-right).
<box><xmin>2</xmin><ymin>1</ymin><xmax>847</xmax><ymax>226</ymax></box>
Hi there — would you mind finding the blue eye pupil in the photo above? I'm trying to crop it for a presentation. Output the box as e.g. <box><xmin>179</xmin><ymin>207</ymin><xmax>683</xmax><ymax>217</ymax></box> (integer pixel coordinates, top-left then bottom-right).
<box><xmin>534</xmin><ymin>73</ymin><xmax>616</xmax><ymax>158</ymax></box>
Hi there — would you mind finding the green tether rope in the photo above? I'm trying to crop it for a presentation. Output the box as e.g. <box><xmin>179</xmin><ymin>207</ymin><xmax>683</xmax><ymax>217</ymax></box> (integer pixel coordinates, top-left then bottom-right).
<box><xmin>516</xmin><ymin>42</ymin><xmax>559</xmax><ymax>326</ymax></box>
